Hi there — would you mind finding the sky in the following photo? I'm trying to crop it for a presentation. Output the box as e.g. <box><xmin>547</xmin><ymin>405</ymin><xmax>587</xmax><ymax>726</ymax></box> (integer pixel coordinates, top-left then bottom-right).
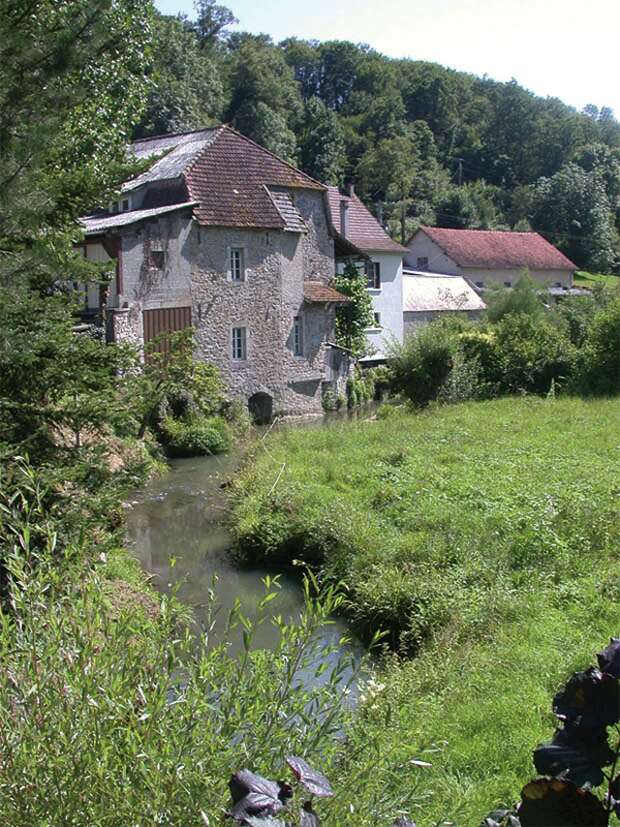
<box><xmin>154</xmin><ymin>0</ymin><xmax>620</xmax><ymax>118</ymax></box>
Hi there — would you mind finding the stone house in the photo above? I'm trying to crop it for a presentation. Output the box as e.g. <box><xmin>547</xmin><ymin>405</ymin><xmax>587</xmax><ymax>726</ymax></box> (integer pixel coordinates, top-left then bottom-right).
<box><xmin>402</xmin><ymin>270</ymin><xmax>486</xmax><ymax>336</ymax></box>
<box><xmin>79</xmin><ymin>126</ymin><xmax>370</xmax><ymax>419</ymax></box>
<box><xmin>326</xmin><ymin>185</ymin><xmax>407</xmax><ymax>358</ymax></box>
<box><xmin>405</xmin><ymin>226</ymin><xmax>577</xmax><ymax>293</ymax></box>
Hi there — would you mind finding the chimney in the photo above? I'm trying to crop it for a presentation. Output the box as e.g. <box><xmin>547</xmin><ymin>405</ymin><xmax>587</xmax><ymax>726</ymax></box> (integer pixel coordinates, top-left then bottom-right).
<box><xmin>344</xmin><ymin>178</ymin><xmax>355</xmax><ymax>197</ymax></box>
<box><xmin>340</xmin><ymin>199</ymin><xmax>350</xmax><ymax>238</ymax></box>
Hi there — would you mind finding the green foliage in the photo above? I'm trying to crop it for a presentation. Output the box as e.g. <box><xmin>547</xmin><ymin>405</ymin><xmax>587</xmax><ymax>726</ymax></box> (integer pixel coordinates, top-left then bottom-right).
<box><xmin>484</xmin><ymin>273</ymin><xmax>547</xmax><ymax>323</ymax></box>
<box><xmin>492</xmin><ymin>313</ymin><xmax>575</xmax><ymax>394</ymax></box>
<box><xmin>333</xmin><ymin>261</ymin><xmax>375</xmax><ymax>357</ymax></box>
<box><xmin>159</xmin><ymin>414</ymin><xmax>232</xmax><ymax>457</ymax></box>
<box><xmin>134</xmin><ymin>13</ymin><xmax>224</xmax><ymax>138</ymax></box>
<box><xmin>298</xmin><ymin>96</ymin><xmax>346</xmax><ymax>185</ymax></box>
<box><xmin>387</xmin><ymin>321</ymin><xmax>459</xmax><ymax>406</ymax></box>
<box><xmin>576</xmin><ymin>296</ymin><xmax>620</xmax><ymax>396</ymax></box>
<box><xmin>0</xmin><ymin>288</ymin><xmax>136</xmax><ymax>450</ymax></box>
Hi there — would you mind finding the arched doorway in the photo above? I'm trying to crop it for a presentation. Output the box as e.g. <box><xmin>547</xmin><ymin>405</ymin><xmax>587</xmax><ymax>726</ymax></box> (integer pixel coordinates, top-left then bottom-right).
<box><xmin>248</xmin><ymin>392</ymin><xmax>273</xmax><ymax>425</ymax></box>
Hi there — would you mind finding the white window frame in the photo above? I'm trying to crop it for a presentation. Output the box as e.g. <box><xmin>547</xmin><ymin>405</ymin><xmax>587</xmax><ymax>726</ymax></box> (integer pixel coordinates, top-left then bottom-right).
<box><xmin>228</xmin><ymin>246</ymin><xmax>246</xmax><ymax>283</ymax></box>
<box><xmin>366</xmin><ymin>312</ymin><xmax>382</xmax><ymax>331</ymax></box>
<box><xmin>231</xmin><ymin>326</ymin><xmax>247</xmax><ymax>361</ymax></box>
<box><xmin>293</xmin><ymin>316</ymin><xmax>303</xmax><ymax>356</ymax></box>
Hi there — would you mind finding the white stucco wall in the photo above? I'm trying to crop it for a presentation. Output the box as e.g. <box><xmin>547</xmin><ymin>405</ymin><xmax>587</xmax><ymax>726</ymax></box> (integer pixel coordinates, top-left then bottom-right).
<box><xmin>83</xmin><ymin>241</ymin><xmax>117</xmax><ymax>309</ymax></box>
<box><xmin>461</xmin><ymin>266</ymin><xmax>573</xmax><ymax>289</ymax></box>
<box><xmin>404</xmin><ymin>233</ymin><xmax>460</xmax><ymax>275</ymax></box>
<box><xmin>364</xmin><ymin>252</ymin><xmax>404</xmax><ymax>353</ymax></box>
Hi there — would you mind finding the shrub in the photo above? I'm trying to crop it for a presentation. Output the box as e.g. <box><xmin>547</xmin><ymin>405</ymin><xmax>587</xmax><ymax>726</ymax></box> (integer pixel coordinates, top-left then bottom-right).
<box><xmin>493</xmin><ymin>313</ymin><xmax>575</xmax><ymax>394</ymax></box>
<box><xmin>576</xmin><ymin>297</ymin><xmax>620</xmax><ymax>396</ymax></box>
<box><xmin>484</xmin><ymin>273</ymin><xmax>547</xmax><ymax>323</ymax></box>
<box><xmin>322</xmin><ymin>387</ymin><xmax>343</xmax><ymax>412</ymax></box>
<box><xmin>387</xmin><ymin>321</ymin><xmax>458</xmax><ymax>407</ymax></box>
<box><xmin>160</xmin><ymin>415</ymin><xmax>232</xmax><ymax>457</ymax></box>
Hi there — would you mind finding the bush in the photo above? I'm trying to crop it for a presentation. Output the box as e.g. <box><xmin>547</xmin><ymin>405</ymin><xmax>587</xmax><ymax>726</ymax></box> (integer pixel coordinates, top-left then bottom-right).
<box><xmin>576</xmin><ymin>297</ymin><xmax>620</xmax><ymax>396</ymax></box>
<box><xmin>493</xmin><ymin>313</ymin><xmax>575</xmax><ymax>394</ymax></box>
<box><xmin>160</xmin><ymin>415</ymin><xmax>232</xmax><ymax>457</ymax></box>
<box><xmin>484</xmin><ymin>273</ymin><xmax>547</xmax><ymax>323</ymax></box>
<box><xmin>387</xmin><ymin>321</ymin><xmax>458</xmax><ymax>407</ymax></box>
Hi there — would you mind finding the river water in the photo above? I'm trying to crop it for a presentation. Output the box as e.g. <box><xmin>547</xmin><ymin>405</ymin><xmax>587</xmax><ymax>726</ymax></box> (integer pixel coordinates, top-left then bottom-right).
<box><xmin>124</xmin><ymin>441</ymin><xmax>364</xmax><ymax>670</ymax></box>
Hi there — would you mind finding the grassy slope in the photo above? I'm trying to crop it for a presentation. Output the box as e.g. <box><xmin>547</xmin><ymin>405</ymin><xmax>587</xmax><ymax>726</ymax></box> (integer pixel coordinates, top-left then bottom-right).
<box><xmin>574</xmin><ymin>270</ymin><xmax>620</xmax><ymax>289</ymax></box>
<box><xmin>232</xmin><ymin>397</ymin><xmax>620</xmax><ymax>825</ymax></box>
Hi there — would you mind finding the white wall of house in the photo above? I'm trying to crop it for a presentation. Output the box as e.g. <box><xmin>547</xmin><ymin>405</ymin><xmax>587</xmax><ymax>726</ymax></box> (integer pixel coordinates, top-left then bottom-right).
<box><xmin>361</xmin><ymin>252</ymin><xmax>404</xmax><ymax>354</ymax></box>
<box><xmin>461</xmin><ymin>266</ymin><xmax>573</xmax><ymax>289</ymax></box>
<box><xmin>83</xmin><ymin>241</ymin><xmax>116</xmax><ymax>309</ymax></box>
<box><xmin>404</xmin><ymin>234</ymin><xmax>460</xmax><ymax>275</ymax></box>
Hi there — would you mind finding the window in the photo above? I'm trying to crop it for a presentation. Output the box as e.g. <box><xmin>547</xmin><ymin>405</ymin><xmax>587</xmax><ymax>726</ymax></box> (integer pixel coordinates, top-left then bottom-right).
<box><xmin>232</xmin><ymin>326</ymin><xmax>247</xmax><ymax>360</ymax></box>
<box><xmin>149</xmin><ymin>250</ymin><xmax>166</xmax><ymax>270</ymax></box>
<box><xmin>475</xmin><ymin>281</ymin><xmax>484</xmax><ymax>288</ymax></box>
<box><xmin>417</xmin><ymin>256</ymin><xmax>429</xmax><ymax>271</ymax></box>
<box><xmin>293</xmin><ymin>316</ymin><xmax>303</xmax><ymax>356</ymax></box>
<box><xmin>373</xmin><ymin>312</ymin><xmax>381</xmax><ymax>328</ymax></box>
<box><xmin>230</xmin><ymin>247</ymin><xmax>245</xmax><ymax>282</ymax></box>
<box><xmin>365</xmin><ymin>261</ymin><xmax>381</xmax><ymax>290</ymax></box>
<box><xmin>554</xmin><ymin>281</ymin><xmax>562</xmax><ymax>288</ymax></box>
<box><xmin>120</xmin><ymin>198</ymin><xmax>131</xmax><ymax>212</ymax></box>
<box><xmin>504</xmin><ymin>281</ymin><xmax>512</xmax><ymax>288</ymax></box>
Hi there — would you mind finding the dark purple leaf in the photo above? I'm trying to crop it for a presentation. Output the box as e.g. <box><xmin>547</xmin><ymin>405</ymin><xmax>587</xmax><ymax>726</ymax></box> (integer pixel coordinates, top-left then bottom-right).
<box><xmin>392</xmin><ymin>818</ymin><xmax>418</xmax><ymax>827</ymax></box>
<box><xmin>518</xmin><ymin>778</ymin><xmax>607</xmax><ymax>826</ymax></box>
<box><xmin>229</xmin><ymin>771</ymin><xmax>287</xmax><ymax>822</ymax></box>
<box><xmin>300</xmin><ymin>801</ymin><xmax>320</xmax><ymax>827</ymax></box>
<box><xmin>597</xmin><ymin>638</ymin><xmax>620</xmax><ymax>678</ymax></box>
<box><xmin>553</xmin><ymin>668</ymin><xmax>619</xmax><ymax>728</ymax></box>
<box><xmin>286</xmin><ymin>756</ymin><xmax>333</xmax><ymax>798</ymax></box>
<box><xmin>533</xmin><ymin>726</ymin><xmax>613</xmax><ymax>787</ymax></box>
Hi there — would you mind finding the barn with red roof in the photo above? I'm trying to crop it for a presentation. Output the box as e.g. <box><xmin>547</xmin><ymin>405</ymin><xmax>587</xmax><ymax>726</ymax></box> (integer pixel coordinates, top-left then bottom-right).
<box><xmin>405</xmin><ymin>226</ymin><xmax>576</xmax><ymax>293</ymax></box>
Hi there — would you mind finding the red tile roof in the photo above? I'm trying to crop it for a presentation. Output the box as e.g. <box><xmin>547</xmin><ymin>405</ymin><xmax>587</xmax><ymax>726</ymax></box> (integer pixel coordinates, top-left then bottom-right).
<box><xmin>417</xmin><ymin>227</ymin><xmax>576</xmax><ymax>270</ymax></box>
<box><xmin>303</xmin><ymin>281</ymin><xmax>349</xmax><ymax>303</ymax></box>
<box><xmin>184</xmin><ymin>127</ymin><xmax>324</xmax><ymax>229</ymax></box>
<box><xmin>326</xmin><ymin>186</ymin><xmax>407</xmax><ymax>254</ymax></box>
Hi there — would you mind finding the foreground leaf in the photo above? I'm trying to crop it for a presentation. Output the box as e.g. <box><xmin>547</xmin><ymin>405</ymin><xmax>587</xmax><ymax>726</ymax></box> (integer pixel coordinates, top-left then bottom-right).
<box><xmin>286</xmin><ymin>756</ymin><xmax>333</xmax><ymax>798</ymax></box>
<box><xmin>518</xmin><ymin>778</ymin><xmax>607</xmax><ymax>826</ymax></box>
<box><xmin>533</xmin><ymin>726</ymin><xmax>613</xmax><ymax>787</ymax></box>
<box><xmin>597</xmin><ymin>638</ymin><xmax>620</xmax><ymax>679</ymax></box>
<box><xmin>553</xmin><ymin>668</ymin><xmax>619</xmax><ymax>728</ymax></box>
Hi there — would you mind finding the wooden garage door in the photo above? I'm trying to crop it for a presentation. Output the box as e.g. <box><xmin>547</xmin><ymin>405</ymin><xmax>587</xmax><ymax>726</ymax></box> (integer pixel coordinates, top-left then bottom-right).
<box><xmin>143</xmin><ymin>306</ymin><xmax>192</xmax><ymax>355</ymax></box>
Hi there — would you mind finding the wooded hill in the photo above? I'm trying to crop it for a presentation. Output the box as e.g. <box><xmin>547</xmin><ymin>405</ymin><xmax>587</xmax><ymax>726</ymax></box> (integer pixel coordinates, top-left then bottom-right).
<box><xmin>139</xmin><ymin>1</ymin><xmax>620</xmax><ymax>272</ymax></box>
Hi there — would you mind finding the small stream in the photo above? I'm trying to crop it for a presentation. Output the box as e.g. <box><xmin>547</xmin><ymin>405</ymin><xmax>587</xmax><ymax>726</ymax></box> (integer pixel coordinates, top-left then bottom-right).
<box><xmin>125</xmin><ymin>440</ymin><xmax>365</xmax><ymax>673</ymax></box>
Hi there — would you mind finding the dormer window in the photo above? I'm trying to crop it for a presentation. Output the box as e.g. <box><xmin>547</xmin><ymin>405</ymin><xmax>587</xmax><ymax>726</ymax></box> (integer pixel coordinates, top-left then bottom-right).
<box><xmin>120</xmin><ymin>198</ymin><xmax>131</xmax><ymax>212</ymax></box>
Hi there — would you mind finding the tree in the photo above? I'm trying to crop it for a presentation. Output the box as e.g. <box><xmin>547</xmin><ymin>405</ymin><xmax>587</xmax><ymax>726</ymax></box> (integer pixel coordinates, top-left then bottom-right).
<box><xmin>193</xmin><ymin>0</ymin><xmax>237</xmax><ymax>48</ymax></box>
<box><xmin>333</xmin><ymin>261</ymin><xmax>374</xmax><ymax>357</ymax></box>
<box><xmin>224</xmin><ymin>34</ymin><xmax>302</xmax><ymax>158</ymax></box>
<box><xmin>134</xmin><ymin>13</ymin><xmax>224</xmax><ymax>138</ymax></box>
<box><xmin>0</xmin><ymin>0</ymin><xmax>152</xmax><ymax>291</ymax></box>
<box><xmin>531</xmin><ymin>163</ymin><xmax>619</xmax><ymax>272</ymax></box>
<box><xmin>298</xmin><ymin>97</ymin><xmax>346</xmax><ymax>185</ymax></box>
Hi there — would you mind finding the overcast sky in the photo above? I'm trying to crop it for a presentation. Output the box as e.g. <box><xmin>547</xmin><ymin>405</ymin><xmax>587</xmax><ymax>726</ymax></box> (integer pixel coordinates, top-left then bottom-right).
<box><xmin>154</xmin><ymin>0</ymin><xmax>620</xmax><ymax>118</ymax></box>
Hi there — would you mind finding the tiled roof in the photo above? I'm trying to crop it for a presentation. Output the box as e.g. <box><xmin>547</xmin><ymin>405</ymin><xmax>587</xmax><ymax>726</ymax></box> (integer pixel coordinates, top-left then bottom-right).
<box><xmin>403</xmin><ymin>271</ymin><xmax>486</xmax><ymax>312</ymax></box>
<box><xmin>80</xmin><ymin>202</ymin><xmax>198</xmax><ymax>235</ymax></box>
<box><xmin>417</xmin><ymin>227</ymin><xmax>576</xmax><ymax>270</ymax></box>
<box><xmin>326</xmin><ymin>186</ymin><xmax>407</xmax><ymax>254</ymax></box>
<box><xmin>185</xmin><ymin>127</ymin><xmax>324</xmax><ymax>229</ymax></box>
<box><xmin>303</xmin><ymin>281</ymin><xmax>349</xmax><ymax>303</ymax></box>
<box><xmin>266</xmin><ymin>188</ymin><xmax>307</xmax><ymax>232</ymax></box>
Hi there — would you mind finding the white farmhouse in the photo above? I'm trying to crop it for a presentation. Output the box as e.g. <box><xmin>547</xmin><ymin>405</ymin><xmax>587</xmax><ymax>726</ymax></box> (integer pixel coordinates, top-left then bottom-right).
<box><xmin>405</xmin><ymin>226</ymin><xmax>577</xmax><ymax>292</ymax></box>
<box><xmin>326</xmin><ymin>185</ymin><xmax>407</xmax><ymax>356</ymax></box>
